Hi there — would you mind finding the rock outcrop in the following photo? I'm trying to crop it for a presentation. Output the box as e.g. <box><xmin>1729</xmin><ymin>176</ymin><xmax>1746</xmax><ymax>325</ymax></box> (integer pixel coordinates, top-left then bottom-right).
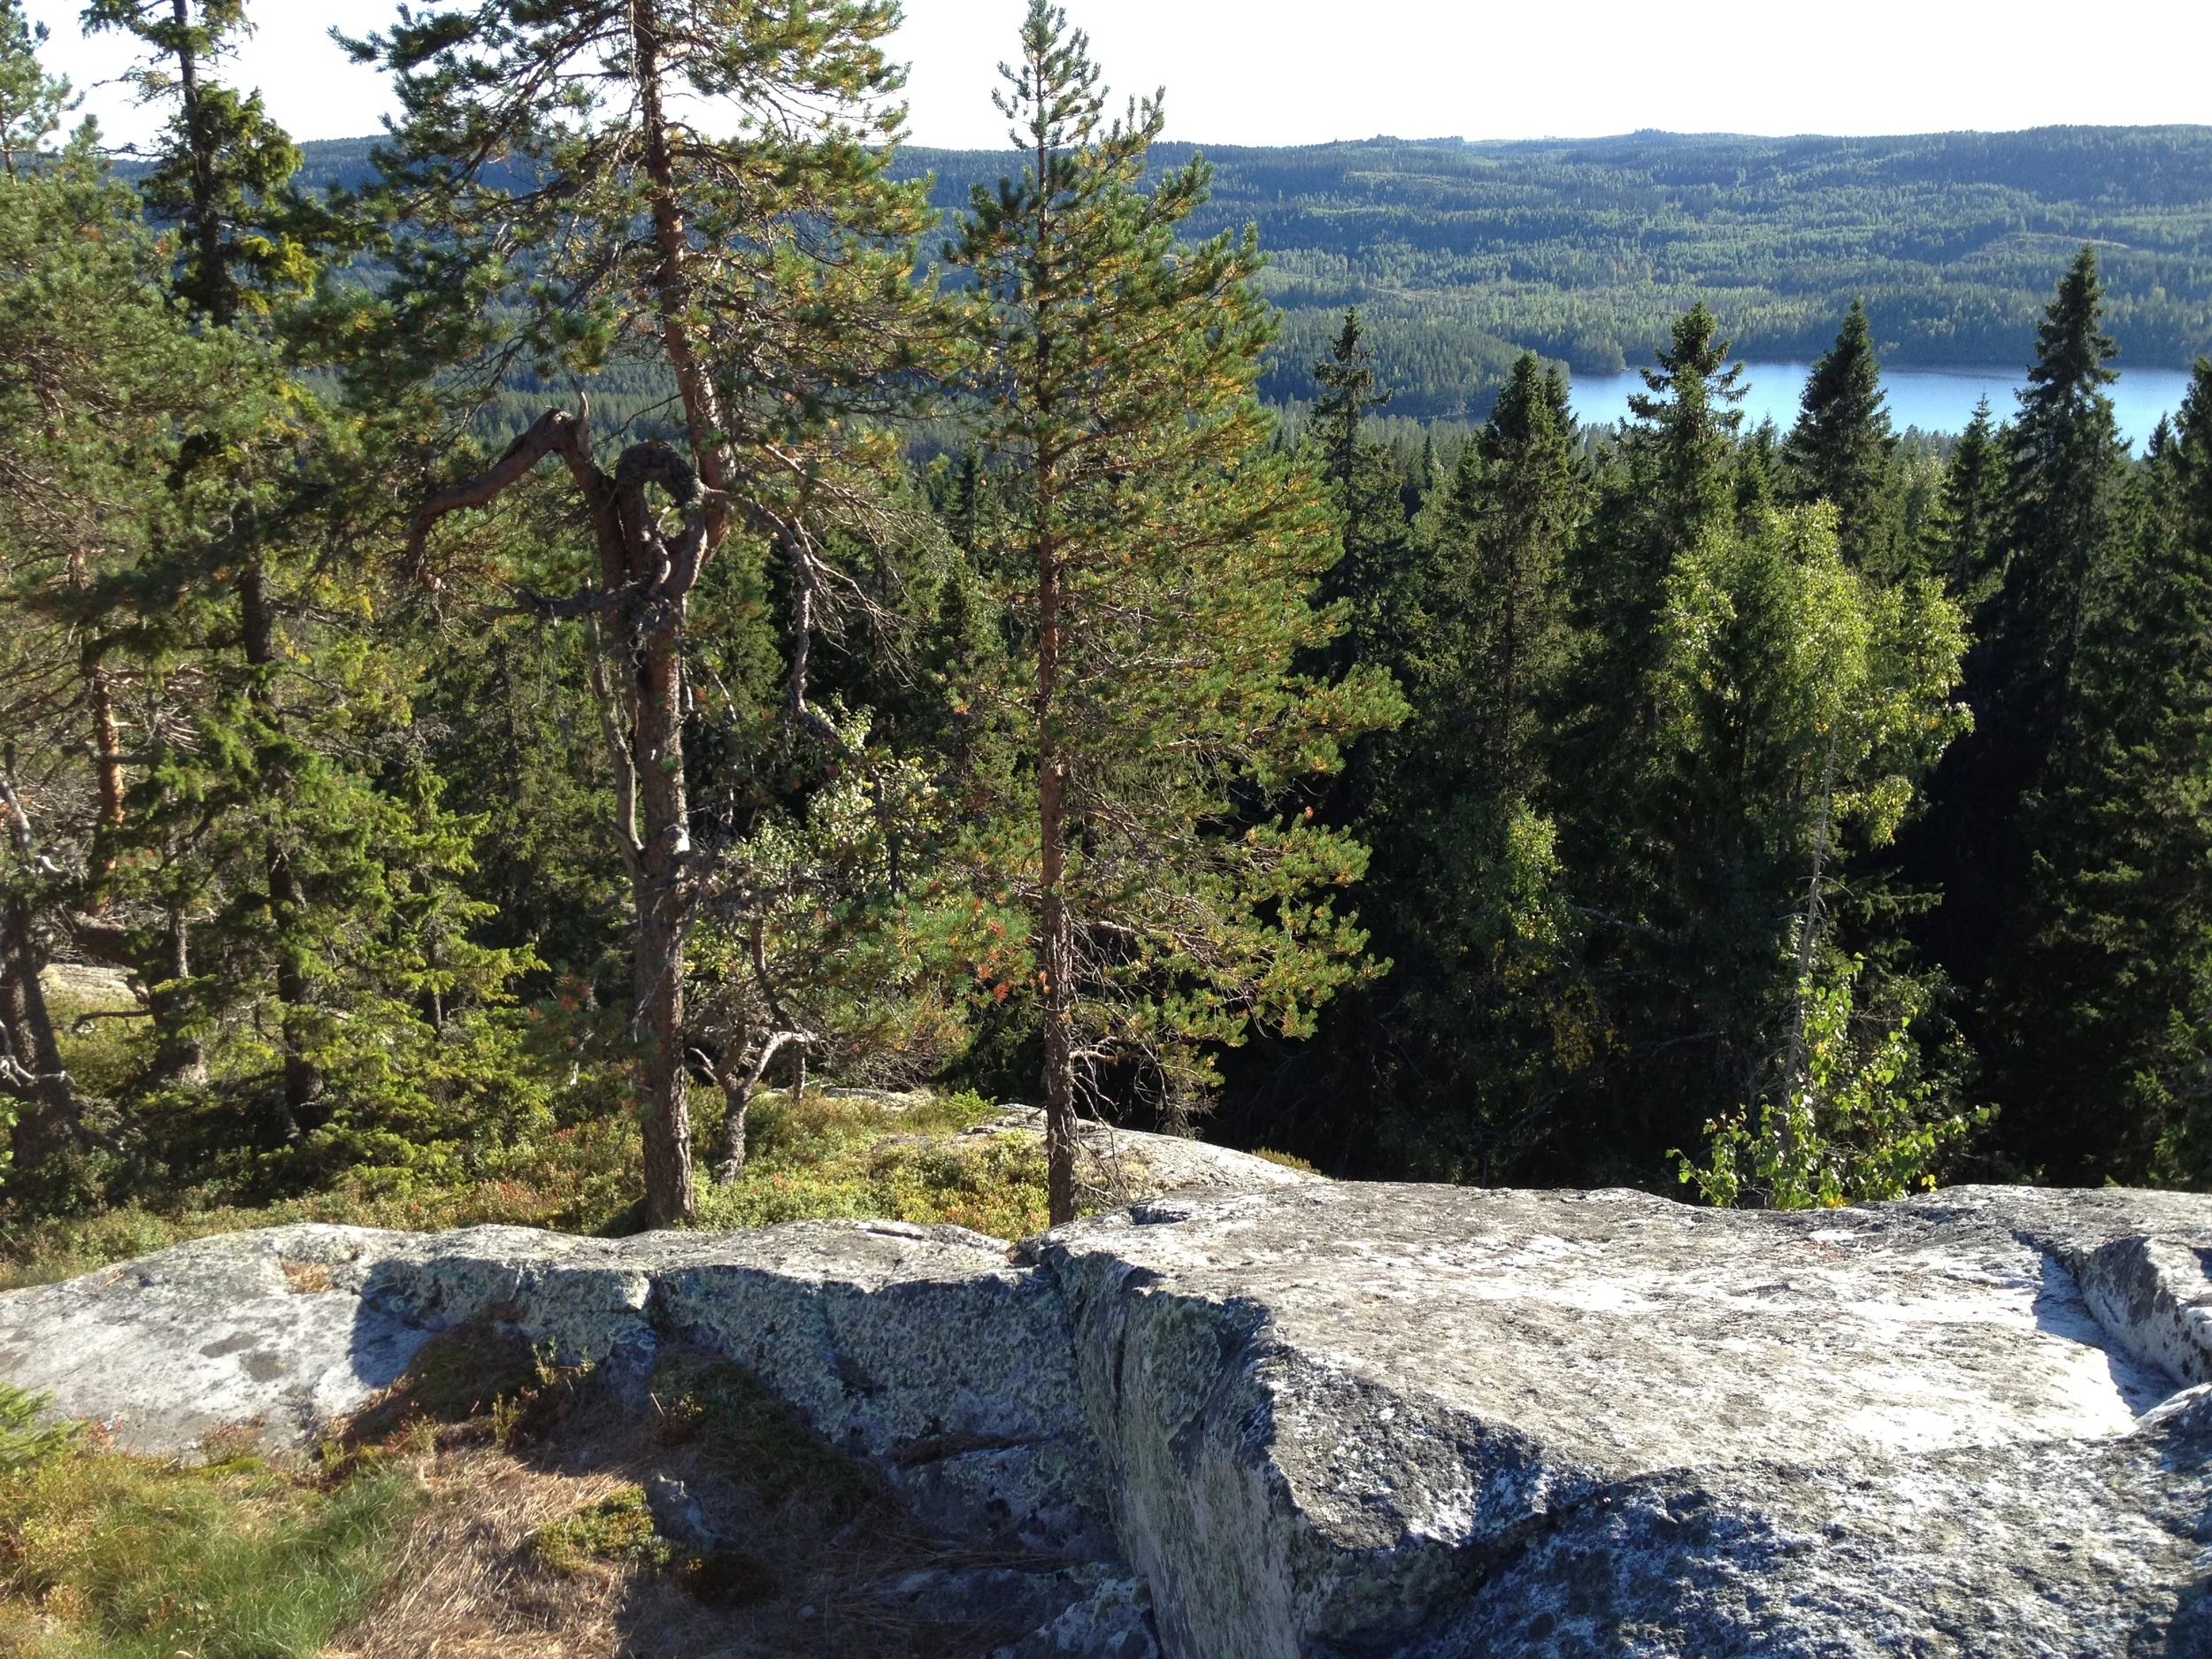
<box><xmin>6</xmin><ymin>1180</ymin><xmax>2212</xmax><ymax>1657</ymax></box>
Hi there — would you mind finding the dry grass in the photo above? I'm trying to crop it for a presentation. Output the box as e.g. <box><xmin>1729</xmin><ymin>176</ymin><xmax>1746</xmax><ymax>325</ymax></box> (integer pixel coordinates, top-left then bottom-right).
<box><xmin>322</xmin><ymin>1332</ymin><xmax>1069</xmax><ymax>1659</ymax></box>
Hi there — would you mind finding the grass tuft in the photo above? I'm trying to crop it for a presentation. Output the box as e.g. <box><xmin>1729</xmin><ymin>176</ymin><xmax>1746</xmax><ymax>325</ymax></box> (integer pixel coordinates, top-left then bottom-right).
<box><xmin>0</xmin><ymin>1448</ymin><xmax>418</xmax><ymax>1659</ymax></box>
<box><xmin>0</xmin><ymin>1383</ymin><xmax>81</xmax><ymax>1473</ymax></box>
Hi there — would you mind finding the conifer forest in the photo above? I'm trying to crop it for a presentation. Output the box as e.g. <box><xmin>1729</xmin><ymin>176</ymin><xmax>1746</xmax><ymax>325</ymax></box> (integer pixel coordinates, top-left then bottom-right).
<box><xmin>6</xmin><ymin>0</ymin><xmax>2212</xmax><ymax>1244</ymax></box>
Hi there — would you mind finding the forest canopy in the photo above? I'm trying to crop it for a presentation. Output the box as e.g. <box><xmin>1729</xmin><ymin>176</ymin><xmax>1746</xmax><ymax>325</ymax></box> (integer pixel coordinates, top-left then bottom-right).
<box><xmin>4</xmin><ymin>0</ymin><xmax>2212</xmax><ymax>1251</ymax></box>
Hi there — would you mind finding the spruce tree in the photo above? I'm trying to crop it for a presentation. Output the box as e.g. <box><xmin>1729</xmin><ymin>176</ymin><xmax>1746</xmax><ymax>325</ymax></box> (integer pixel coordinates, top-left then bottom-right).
<box><xmin>1310</xmin><ymin>309</ymin><xmax>1412</xmax><ymax>674</ymax></box>
<box><xmin>1984</xmin><ymin>362</ymin><xmax>2212</xmax><ymax>1181</ymax></box>
<box><xmin>82</xmin><ymin>1</ymin><xmax>321</xmax><ymax>323</ymax></box>
<box><xmin>1372</xmin><ymin>353</ymin><xmax>1590</xmax><ymax>1178</ymax></box>
<box><xmin>1442</xmin><ymin>355</ymin><xmax>1580</xmax><ymax>797</ymax></box>
<box><xmin>1555</xmin><ymin>304</ymin><xmax>1968</xmax><ymax>1179</ymax></box>
<box><xmin>949</xmin><ymin>3</ymin><xmax>1402</xmax><ymax>1221</ymax></box>
<box><xmin>1558</xmin><ymin>303</ymin><xmax>1745</xmax><ymax>828</ymax></box>
<box><xmin>1781</xmin><ymin>299</ymin><xmax>1895</xmax><ymax>573</ymax></box>
<box><xmin>1910</xmin><ymin>248</ymin><xmax>2126</xmax><ymax>1007</ymax></box>
<box><xmin>1937</xmin><ymin>396</ymin><xmax>2005</xmax><ymax>601</ymax></box>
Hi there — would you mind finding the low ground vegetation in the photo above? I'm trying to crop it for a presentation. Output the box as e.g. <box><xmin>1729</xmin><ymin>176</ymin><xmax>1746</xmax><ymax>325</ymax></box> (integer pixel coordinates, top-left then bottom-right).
<box><xmin>0</xmin><ymin>1313</ymin><xmax>1069</xmax><ymax>1659</ymax></box>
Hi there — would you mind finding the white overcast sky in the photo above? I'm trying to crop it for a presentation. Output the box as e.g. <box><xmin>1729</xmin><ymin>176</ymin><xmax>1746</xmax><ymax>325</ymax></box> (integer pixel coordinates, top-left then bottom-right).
<box><xmin>19</xmin><ymin>0</ymin><xmax>2212</xmax><ymax>151</ymax></box>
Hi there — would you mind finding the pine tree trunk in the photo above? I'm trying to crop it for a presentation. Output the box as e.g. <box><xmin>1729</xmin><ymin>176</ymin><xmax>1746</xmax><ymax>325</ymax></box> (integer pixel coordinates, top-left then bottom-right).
<box><xmin>66</xmin><ymin>553</ymin><xmax>126</xmax><ymax>889</ymax></box>
<box><xmin>87</xmin><ymin>661</ymin><xmax>124</xmax><ymax>873</ymax></box>
<box><xmin>632</xmin><ymin>612</ymin><xmax>695</xmax><ymax>1228</ymax></box>
<box><xmin>1041</xmin><ymin>879</ymin><xmax>1078</xmax><ymax>1226</ymax></box>
<box><xmin>1034</xmin><ymin>445</ymin><xmax>1078</xmax><ymax>1226</ymax></box>
<box><xmin>714</xmin><ymin>1072</ymin><xmax>751</xmax><ymax>1185</ymax></box>
<box><xmin>170</xmin><ymin>0</ymin><xmax>230</xmax><ymax>326</ymax></box>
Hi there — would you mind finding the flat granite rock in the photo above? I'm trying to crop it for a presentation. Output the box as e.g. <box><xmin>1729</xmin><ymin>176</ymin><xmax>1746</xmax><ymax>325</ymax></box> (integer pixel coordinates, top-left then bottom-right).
<box><xmin>1031</xmin><ymin>1184</ymin><xmax>2212</xmax><ymax>1657</ymax></box>
<box><xmin>4</xmin><ymin>1180</ymin><xmax>2211</xmax><ymax>1658</ymax></box>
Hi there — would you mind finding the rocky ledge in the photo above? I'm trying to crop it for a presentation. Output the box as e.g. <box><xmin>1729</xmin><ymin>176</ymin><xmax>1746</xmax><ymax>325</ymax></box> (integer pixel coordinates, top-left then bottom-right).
<box><xmin>4</xmin><ymin>1179</ymin><xmax>2211</xmax><ymax>1657</ymax></box>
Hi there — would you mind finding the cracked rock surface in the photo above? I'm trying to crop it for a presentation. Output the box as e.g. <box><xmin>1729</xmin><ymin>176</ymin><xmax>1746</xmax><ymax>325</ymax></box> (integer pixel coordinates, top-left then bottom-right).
<box><xmin>4</xmin><ymin>1181</ymin><xmax>2212</xmax><ymax>1657</ymax></box>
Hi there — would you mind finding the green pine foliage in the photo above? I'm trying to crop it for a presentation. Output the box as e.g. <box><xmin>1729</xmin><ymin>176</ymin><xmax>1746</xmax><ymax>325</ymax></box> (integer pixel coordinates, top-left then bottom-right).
<box><xmin>946</xmin><ymin>3</ymin><xmax>1402</xmax><ymax>1217</ymax></box>
<box><xmin>0</xmin><ymin>0</ymin><xmax>72</xmax><ymax>174</ymax></box>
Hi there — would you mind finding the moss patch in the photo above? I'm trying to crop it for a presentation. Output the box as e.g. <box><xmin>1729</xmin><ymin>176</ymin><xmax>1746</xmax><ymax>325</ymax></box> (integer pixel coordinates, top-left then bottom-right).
<box><xmin>528</xmin><ymin>1486</ymin><xmax>670</xmax><ymax>1576</ymax></box>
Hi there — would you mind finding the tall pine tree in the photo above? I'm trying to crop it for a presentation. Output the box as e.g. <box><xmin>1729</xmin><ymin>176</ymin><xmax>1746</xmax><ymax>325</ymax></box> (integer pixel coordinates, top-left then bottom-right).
<box><xmin>363</xmin><ymin>0</ymin><xmax>942</xmax><ymax>1225</ymax></box>
<box><xmin>949</xmin><ymin>3</ymin><xmax>1401</xmax><ymax>1221</ymax></box>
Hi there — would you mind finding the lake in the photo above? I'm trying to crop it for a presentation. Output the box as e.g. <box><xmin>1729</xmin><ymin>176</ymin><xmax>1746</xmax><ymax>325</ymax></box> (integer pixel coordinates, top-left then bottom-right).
<box><xmin>1566</xmin><ymin>361</ymin><xmax>2199</xmax><ymax>448</ymax></box>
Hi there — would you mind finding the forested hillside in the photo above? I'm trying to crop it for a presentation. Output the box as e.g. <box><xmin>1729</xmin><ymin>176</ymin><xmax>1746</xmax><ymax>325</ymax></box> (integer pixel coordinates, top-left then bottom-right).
<box><xmin>891</xmin><ymin>127</ymin><xmax>2212</xmax><ymax>414</ymax></box>
<box><xmin>288</xmin><ymin>125</ymin><xmax>2212</xmax><ymax>423</ymax></box>
<box><xmin>6</xmin><ymin>0</ymin><xmax>2212</xmax><ymax>1299</ymax></box>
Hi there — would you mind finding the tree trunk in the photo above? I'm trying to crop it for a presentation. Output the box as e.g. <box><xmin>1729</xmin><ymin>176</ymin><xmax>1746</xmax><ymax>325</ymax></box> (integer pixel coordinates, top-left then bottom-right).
<box><xmin>1035</xmin><ymin>446</ymin><xmax>1078</xmax><ymax>1225</ymax></box>
<box><xmin>633</xmin><ymin>611</ymin><xmax>695</xmax><ymax>1228</ymax></box>
<box><xmin>714</xmin><ymin>1072</ymin><xmax>751</xmax><ymax>1184</ymax></box>
<box><xmin>0</xmin><ymin>783</ymin><xmax>79</xmax><ymax>1168</ymax></box>
<box><xmin>149</xmin><ymin>908</ymin><xmax>204</xmax><ymax>1087</ymax></box>
<box><xmin>1041</xmin><ymin>879</ymin><xmax>1077</xmax><ymax>1226</ymax></box>
<box><xmin>67</xmin><ymin>552</ymin><xmax>126</xmax><ymax>891</ymax></box>
<box><xmin>240</xmin><ymin>557</ymin><xmax>324</xmax><ymax>1140</ymax></box>
<box><xmin>170</xmin><ymin>0</ymin><xmax>233</xmax><ymax>327</ymax></box>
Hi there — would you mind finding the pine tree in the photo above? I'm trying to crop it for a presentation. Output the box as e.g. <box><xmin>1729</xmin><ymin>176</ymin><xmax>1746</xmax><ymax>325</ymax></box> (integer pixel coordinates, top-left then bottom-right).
<box><xmin>948</xmin><ymin>3</ymin><xmax>1402</xmax><ymax>1222</ymax></box>
<box><xmin>1781</xmin><ymin>300</ymin><xmax>1896</xmax><ymax>573</ymax></box>
<box><xmin>0</xmin><ymin>0</ymin><xmax>72</xmax><ymax>177</ymax></box>
<box><xmin>1984</xmin><ymin>362</ymin><xmax>2212</xmax><ymax>1181</ymax></box>
<box><xmin>369</xmin><ymin>0</ymin><xmax>944</xmax><ymax>1225</ymax></box>
<box><xmin>0</xmin><ymin>51</ymin><xmax>257</xmax><ymax>1169</ymax></box>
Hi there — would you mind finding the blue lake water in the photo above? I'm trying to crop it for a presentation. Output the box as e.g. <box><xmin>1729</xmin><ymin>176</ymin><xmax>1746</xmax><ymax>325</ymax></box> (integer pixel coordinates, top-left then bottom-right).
<box><xmin>1566</xmin><ymin>361</ymin><xmax>2199</xmax><ymax>448</ymax></box>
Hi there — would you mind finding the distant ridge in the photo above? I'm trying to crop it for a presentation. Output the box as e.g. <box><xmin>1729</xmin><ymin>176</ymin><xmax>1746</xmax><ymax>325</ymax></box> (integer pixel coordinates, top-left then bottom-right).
<box><xmin>294</xmin><ymin>126</ymin><xmax>2212</xmax><ymax>420</ymax></box>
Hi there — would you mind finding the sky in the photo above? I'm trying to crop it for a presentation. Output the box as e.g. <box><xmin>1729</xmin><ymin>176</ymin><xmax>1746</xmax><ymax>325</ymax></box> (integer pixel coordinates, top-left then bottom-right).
<box><xmin>19</xmin><ymin>0</ymin><xmax>2212</xmax><ymax>152</ymax></box>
